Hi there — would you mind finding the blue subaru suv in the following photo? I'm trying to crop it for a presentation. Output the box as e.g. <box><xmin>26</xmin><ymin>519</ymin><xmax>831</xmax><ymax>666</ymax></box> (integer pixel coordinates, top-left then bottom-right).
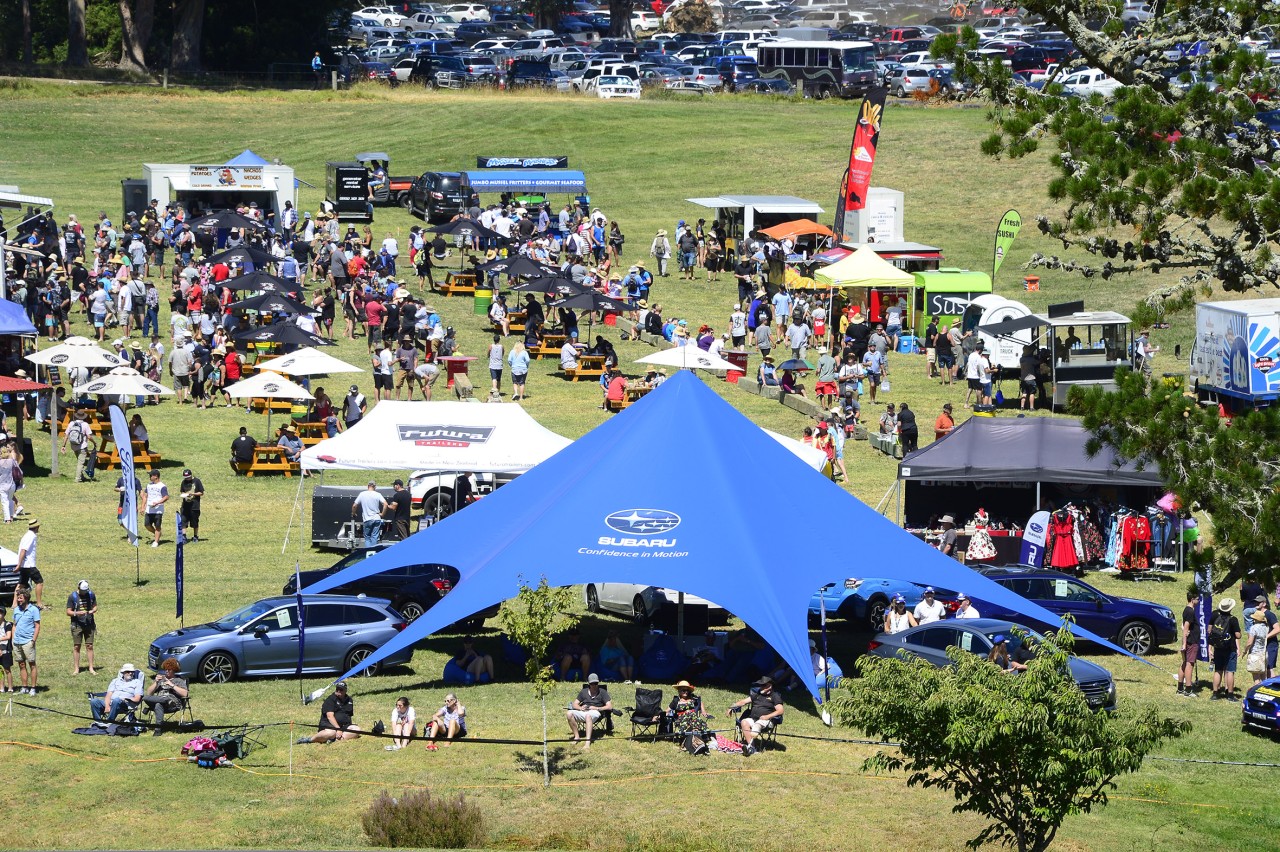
<box><xmin>974</xmin><ymin>566</ymin><xmax>1177</xmax><ymax>656</ymax></box>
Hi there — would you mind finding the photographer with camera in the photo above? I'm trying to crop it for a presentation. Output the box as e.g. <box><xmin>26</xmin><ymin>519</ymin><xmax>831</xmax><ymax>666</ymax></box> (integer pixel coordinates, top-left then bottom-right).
<box><xmin>66</xmin><ymin>579</ymin><xmax>97</xmax><ymax>676</ymax></box>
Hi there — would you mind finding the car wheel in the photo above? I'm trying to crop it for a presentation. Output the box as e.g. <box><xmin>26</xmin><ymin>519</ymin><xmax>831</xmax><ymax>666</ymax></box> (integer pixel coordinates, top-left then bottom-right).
<box><xmin>383</xmin><ymin>17</ymin><xmax>393</xmax><ymax>25</ymax></box>
<box><xmin>420</xmin><ymin>488</ymin><xmax>456</xmax><ymax>521</ymax></box>
<box><xmin>865</xmin><ymin>596</ymin><xmax>889</xmax><ymax>633</ymax></box>
<box><xmin>398</xmin><ymin>192</ymin><xmax>411</xmax><ymax>209</ymax></box>
<box><xmin>894</xmin><ymin>86</ymin><xmax>905</xmax><ymax>98</ymax></box>
<box><xmin>345</xmin><ymin>645</ymin><xmax>381</xmax><ymax>677</ymax></box>
<box><xmin>585</xmin><ymin>585</ymin><xmax>600</xmax><ymax>613</ymax></box>
<box><xmin>1118</xmin><ymin>620</ymin><xmax>1155</xmax><ymax>656</ymax></box>
<box><xmin>197</xmin><ymin>651</ymin><xmax>237</xmax><ymax>684</ymax></box>
<box><xmin>399</xmin><ymin>600</ymin><xmax>426</xmax><ymax>622</ymax></box>
<box><xmin>632</xmin><ymin>594</ymin><xmax>648</xmax><ymax>625</ymax></box>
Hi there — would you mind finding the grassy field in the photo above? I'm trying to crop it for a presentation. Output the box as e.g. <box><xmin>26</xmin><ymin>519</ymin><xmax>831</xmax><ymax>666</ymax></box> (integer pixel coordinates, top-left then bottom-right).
<box><xmin>0</xmin><ymin>82</ymin><xmax>1270</xmax><ymax>850</ymax></box>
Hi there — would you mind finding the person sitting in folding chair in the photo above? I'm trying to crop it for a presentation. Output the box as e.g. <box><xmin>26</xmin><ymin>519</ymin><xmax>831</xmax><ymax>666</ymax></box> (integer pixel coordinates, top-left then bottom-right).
<box><xmin>90</xmin><ymin>663</ymin><xmax>144</xmax><ymax>722</ymax></box>
<box><xmin>142</xmin><ymin>657</ymin><xmax>189</xmax><ymax>736</ymax></box>
<box><xmin>669</xmin><ymin>680</ymin><xmax>711</xmax><ymax>742</ymax></box>
<box><xmin>566</xmin><ymin>673</ymin><xmax>612</xmax><ymax>749</ymax></box>
<box><xmin>727</xmin><ymin>675</ymin><xmax>783</xmax><ymax>757</ymax></box>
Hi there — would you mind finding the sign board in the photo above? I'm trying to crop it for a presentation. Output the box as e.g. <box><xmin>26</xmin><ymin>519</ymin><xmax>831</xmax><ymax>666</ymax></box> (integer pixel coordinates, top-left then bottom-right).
<box><xmin>188</xmin><ymin>165</ymin><xmax>268</xmax><ymax>189</ymax></box>
<box><xmin>927</xmin><ymin>290</ymin><xmax>983</xmax><ymax>318</ymax></box>
<box><xmin>476</xmin><ymin>156</ymin><xmax>568</xmax><ymax>169</ymax></box>
<box><xmin>1191</xmin><ymin>303</ymin><xmax>1280</xmax><ymax>398</ymax></box>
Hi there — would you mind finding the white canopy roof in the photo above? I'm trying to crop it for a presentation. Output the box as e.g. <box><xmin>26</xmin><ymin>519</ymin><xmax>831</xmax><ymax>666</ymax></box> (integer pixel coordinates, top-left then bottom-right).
<box><xmin>222</xmin><ymin>371</ymin><xmax>313</xmax><ymax>400</ymax></box>
<box><xmin>25</xmin><ymin>336</ymin><xmax>125</xmax><ymax>368</ymax></box>
<box><xmin>635</xmin><ymin>347</ymin><xmax>737</xmax><ymax>371</ymax></box>
<box><xmin>74</xmin><ymin>366</ymin><xmax>174</xmax><ymax>397</ymax></box>
<box><xmin>253</xmin><ymin>346</ymin><xmax>364</xmax><ymax>377</ymax></box>
<box><xmin>301</xmin><ymin>400</ymin><xmax>571</xmax><ymax>472</ymax></box>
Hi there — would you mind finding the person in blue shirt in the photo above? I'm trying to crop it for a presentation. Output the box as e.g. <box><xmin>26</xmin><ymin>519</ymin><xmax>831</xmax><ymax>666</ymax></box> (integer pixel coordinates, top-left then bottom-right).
<box><xmin>862</xmin><ymin>347</ymin><xmax>885</xmax><ymax>404</ymax></box>
<box><xmin>90</xmin><ymin>662</ymin><xmax>144</xmax><ymax>722</ymax></box>
<box><xmin>311</xmin><ymin>52</ymin><xmax>324</xmax><ymax>89</ymax></box>
<box><xmin>620</xmin><ymin>266</ymin><xmax>644</xmax><ymax>307</ymax></box>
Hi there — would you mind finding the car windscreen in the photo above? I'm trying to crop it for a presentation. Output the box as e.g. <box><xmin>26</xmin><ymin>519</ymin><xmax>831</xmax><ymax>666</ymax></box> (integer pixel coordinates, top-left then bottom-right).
<box><xmin>213</xmin><ymin>599</ymin><xmax>279</xmax><ymax>631</ymax></box>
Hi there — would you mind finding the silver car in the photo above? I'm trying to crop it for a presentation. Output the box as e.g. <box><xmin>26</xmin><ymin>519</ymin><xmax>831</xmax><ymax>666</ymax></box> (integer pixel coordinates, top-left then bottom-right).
<box><xmin>584</xmin><ymin>583</ymin><xmax>726</xmax><ymax>624</ymax></box>
<box><xmin>148</xmin><ymin>595</ymin><xmax>413</xmax><ymax>684</ymax></box>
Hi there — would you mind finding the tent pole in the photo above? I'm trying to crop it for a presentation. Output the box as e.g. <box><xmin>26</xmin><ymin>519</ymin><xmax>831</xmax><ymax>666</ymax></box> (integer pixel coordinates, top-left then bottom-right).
<box><xmin>896</xmin><ymin>480</ymin><xmax>902</xmax><ymax>526</ymax></box>
<box><xmin>1036</xmin><ymin>481</ymin><xmax>1041</xmax><ymax>512</ymax></box>
<box><xmin>677</xmin><ymin>590</ymin><xmax>685</xmax><ymax>647</ymax></box>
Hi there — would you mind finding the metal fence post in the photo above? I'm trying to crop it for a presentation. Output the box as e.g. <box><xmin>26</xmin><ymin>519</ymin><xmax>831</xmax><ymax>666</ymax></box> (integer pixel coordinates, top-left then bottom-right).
<box><xmin>162</xmin><ymin>68</ymin><xmax>168</xmax><ymax>89</ymax></box>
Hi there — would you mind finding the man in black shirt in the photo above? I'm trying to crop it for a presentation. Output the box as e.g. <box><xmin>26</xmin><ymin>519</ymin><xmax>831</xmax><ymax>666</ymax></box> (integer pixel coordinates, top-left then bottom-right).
<box><xmin>229</xmin><ymin>427</ymin><xmax>257</xmax><ymax>474</ymax></box>
<box><xmin>300</xmin><ymin>681</ymin><xmax>362</xmax><ymax>743</ymax></box>
<box><xmin>925</xmin><ymin>317</ymin><xmax>939</xmax><ymax>378</ymax></box>
<box><xmin>566</xmin><ymin>673</ymin><xmax>612</xmax><ymax>749</ymax></box>
<box><xmin>178</xmin><ymin>468</ymin><xmax>205</xmax><ymax>541</ymax></box>
<box><xmin>384</xmin><ymin>479</ymin><xmax>413</xmax><ymax>541</ymax></box>
<box><xmin>1178</xmin><ymin>589</ymin><xmax>1201</xmax><ymax>697</ymax></box>
<box><xmin>734</xmin><ymin>257</ymin><xmax>756</xmax><ymax>304</ymax></box>
<box><xmin>728</xmin><ymin>676</ymin><xmax>783</xmax><ymax>756</ymax></box>
<box><xmin>897</xmin><ymin>402</ymin><xmax>919</xmax><ymax>454</ymax></box>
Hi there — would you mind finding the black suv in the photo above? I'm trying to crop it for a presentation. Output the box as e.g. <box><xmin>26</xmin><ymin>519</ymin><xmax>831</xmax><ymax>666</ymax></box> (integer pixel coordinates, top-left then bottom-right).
<box><xmin>408</xmin><ymin>171</ymin><xmax>473</xmax><ymax>222</ymax></box>
<box><xmin>509</xmin><ymin>59</ymin><xmax>564</xmax><ymax>89</ymax></box>
<box><xmin>283</xmin><ymin>545</ymin><xmax>498</xmax><ymax>628</ymax></box>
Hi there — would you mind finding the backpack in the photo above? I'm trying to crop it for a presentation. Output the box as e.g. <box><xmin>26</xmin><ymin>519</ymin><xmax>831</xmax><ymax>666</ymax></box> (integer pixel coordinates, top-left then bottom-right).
<box><xmin>1208</xmin><ymin>613</ymin><xmax>1234</xmax><ymax>651</ymax></box>
<box><xmin>67</xmin><ymin>420</ymin><xmax>88</xmax><ymax>450</ymax></box>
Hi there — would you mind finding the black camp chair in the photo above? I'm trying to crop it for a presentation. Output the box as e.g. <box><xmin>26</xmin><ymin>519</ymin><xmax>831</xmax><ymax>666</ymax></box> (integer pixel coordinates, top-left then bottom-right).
<box><xmin>626</xmin><ymin>688</ymin><xmax>666</xmax><ymax>739</ymax></box>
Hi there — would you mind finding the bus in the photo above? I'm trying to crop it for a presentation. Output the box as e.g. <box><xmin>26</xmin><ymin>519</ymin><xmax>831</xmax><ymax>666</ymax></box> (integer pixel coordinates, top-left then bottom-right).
<box><xmin>756</xmin><ymin>40</ymin><xmax>877</xmax><ymax>98</ymax></box>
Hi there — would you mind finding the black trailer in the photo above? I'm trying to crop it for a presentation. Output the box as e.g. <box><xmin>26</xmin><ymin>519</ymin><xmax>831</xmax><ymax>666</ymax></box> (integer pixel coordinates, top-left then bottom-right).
<box><xmin>312</xmin><ymin>484</ymin><xmax>399</xmax><ymax>550</ymax></box>
<box><xmin>325</xmin><ymin>161</ymin><xmax>372</xmax><ymax>223</ymax></box>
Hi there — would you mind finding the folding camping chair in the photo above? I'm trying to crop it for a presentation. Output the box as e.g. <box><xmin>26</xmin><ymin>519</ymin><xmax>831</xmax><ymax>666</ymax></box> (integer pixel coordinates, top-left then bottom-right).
<box><xmin>137</xmin><ymin>690</ymin><xmax>197</xmax><ymax>733</ymax></box>
<box><xmin>626</xmin><ymin>688</ymin><xmax>666</xmax><ymax>739</ymax></box>
<box><xmin>733</xmin><ymin>704</ymin><xmax>784</xmax><ymax>751</ymax></box>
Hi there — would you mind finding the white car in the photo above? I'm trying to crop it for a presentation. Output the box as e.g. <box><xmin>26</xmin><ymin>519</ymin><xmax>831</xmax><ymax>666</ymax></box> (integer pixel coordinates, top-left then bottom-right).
<box><xmin>356</xmin><ymin>6</ymin><xmax>406</xmax><ymax>26</ymax></box>
<box><xmin>632</xmin><ymin>10</ymin><xmax>661</xmax><ymax>30</ymax></box>
<box><xmin>584</xmin><ymin>583</ymin><xmax>726</xmax><ymax>624</ymax></box>
<box><xmin>472</xmin><ymin>38</ymin><xmax>518</xmax><ymax>52</ymax></box>
<box><xmin>447</xmin><ymin>3</ymin><xmax>491</xmax><ymax>22</ymax></box>
<box><xmin>1060</xmin><ymin>67</ymin><xmax>1122</xmax><ymax>97</ymax></box>
<box><xmin>596</xmin><ymin>75</ymin><xmax>642</xmax><ymax>99</ymax></box>
<box><xmin>897</xmin><ymin>51</ymin><xmax>952</xmax><ymax>72</ymax></box>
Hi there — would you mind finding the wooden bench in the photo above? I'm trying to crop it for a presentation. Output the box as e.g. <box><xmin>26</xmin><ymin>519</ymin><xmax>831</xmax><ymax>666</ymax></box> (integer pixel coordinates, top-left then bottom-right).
<box><xmin>530</xmin><ymin>335</ymin><xmax>567</xmax><ymax>359</ymax></box>
<box><xmin>96</xmin><ymin>440</ymin><xmax>162</xmax><ymax>471</ymax></box>
<box><xmin>452</xmin><ymin>373</ymin><xmax>474</xmax><ymax>400</ymax></box>
<box><xmin>440</xmin><ymin>272</ymin><xmax>477</xmax><ymax>297</ymax></box>
<box><xmin>606</xmin><ymin>383</ymin><xmax>652</xmax><ymax>411</ymax></box>
<box><xmin>233</xmin><ymin>445</ymin><xmax>301</xmax><ymax>477</ymax></box>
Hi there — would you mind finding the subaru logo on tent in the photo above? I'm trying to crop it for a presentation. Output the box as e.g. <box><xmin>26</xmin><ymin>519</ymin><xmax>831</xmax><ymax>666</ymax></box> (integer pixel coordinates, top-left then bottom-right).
<box><xmin>605</xmin><ymin>509</ymin><xmax>681</xmax><ymax>535</ymax></box>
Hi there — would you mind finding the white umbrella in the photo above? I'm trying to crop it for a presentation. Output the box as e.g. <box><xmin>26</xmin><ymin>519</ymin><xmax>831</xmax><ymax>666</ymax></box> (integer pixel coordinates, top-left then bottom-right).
<box><xmin>26</xmin><ymin>336</ymin><xmax>125</xmax><ymax>369</ymax></box>
<box><xmin>73</xmin><ymin>366</ymin><xmax>174</xmax><ymax>397</ymax></box>
<box><xmin>222</xmin><ymin>370</ymin><xmax>314</xmax><ymax>437</ymax></box>
<box><xmin>253</xmin><ymin>346</ymin><xmax>364</xmax><ymax>377</ymax></box>
<box><xmin>635</xmin><ymin>346</ymin><xmax>738</xmax><ymax>372</ymax></box>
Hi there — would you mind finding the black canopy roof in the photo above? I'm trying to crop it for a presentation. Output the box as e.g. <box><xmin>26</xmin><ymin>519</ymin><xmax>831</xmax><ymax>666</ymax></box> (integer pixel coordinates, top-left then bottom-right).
<box><xmin>898</xmin><ymin>416</ymin><xmax>1162</xmax><ymax>486</ymax></box>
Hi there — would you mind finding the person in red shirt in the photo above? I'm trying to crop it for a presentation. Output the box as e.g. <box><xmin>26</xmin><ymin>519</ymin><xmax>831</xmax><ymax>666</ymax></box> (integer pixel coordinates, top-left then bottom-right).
<box><xmin>364</xmin><ymin>296</ymin><xmax>386</xmax><ymax>352</ymax></box>
<box><xmin>186</xmin><ymin>280</ymin><xmax>204</xmax><ymax>325</ymax></box>
<box><xmin>220</xmin><ymin>344</ymin><xmax>243</xmax><ymax>407</ymax></box>
<box><xmin>934</xmin><ymin>403</ymin><xmax>955</xmax><ymax>441</ymax></box>
<box><xmin>210</xmin><ymin>262</ymin><xmax>230</xmax><ymax>283</ymax></box>
<box><xmin>605</xmin><ymin>370</ymin><xmax>627</xmax><ymax>410</ymax></box>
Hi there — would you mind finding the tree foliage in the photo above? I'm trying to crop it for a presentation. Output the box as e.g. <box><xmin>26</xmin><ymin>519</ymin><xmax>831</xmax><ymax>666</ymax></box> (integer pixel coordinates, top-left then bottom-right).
<box><xmin>663</xmin><ymin>0</ymin><xmax>716</xmax><ymax>34</ymax></box>
<box><xmin>937</xmin><ymin>1</ymin><xmax>1280</xmax><ymax>324</ymax></box>
<box><xmin>1070</xmin><ymin>368</ymin><xmax>1280</xmax><ymax>589</ymax></box>
<box><xmin>829</xmin><ymin>625</ymin><xmax>1188</xmax><ymax>852</ymax></box>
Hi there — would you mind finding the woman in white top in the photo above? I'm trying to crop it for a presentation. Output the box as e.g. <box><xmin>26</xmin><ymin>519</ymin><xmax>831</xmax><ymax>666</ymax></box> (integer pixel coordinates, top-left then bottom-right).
<box><xmin>884</xmin><ymin>595</ymin><xmax>918</xmax><ymax>634</ymax></box>
<box><xmin>426</xmin><ymin>694</ymin><xmax>466</xmax><ymax>750</ymax></box>
<box><xmin>1245</xmin><ymin>610</ymin><xmax>1270</xmax><ymax>685</ymax></box>
<box><xmin>388</xmin><ymin>696</ymin><xmax>415</xmax><ymax>751</ymax></box>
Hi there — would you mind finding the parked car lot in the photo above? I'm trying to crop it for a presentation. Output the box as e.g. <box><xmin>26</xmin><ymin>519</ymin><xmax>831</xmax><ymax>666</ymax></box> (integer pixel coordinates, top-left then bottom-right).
<box><xmin>148</xmin><ymin>595</ymin><xmax>414</xmax><ymax>683</ymax></box>
<box><xmin>867</xmin><ymin>618</ymin><xmax>1118</xmax><ymax>711</ymax></box>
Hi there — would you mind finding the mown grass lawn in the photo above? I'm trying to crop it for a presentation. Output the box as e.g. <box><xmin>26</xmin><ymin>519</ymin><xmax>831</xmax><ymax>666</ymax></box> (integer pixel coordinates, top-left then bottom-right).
<box><xmin>0</xmin><ymin>82</ymin><xmax>1269</xmax><ymax>850</ymax></box>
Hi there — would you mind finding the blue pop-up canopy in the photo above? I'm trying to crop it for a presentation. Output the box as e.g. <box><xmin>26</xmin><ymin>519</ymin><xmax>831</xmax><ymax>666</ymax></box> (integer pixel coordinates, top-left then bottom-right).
<box><xmin>306</xmin><ymin>371</ymin><xmax>1137</xmax><ymax>699</ymax></box>
<box><xmin>0</xmin><ymin>299</ymin><xmax>37</xmax><ymax>336</ymax></box>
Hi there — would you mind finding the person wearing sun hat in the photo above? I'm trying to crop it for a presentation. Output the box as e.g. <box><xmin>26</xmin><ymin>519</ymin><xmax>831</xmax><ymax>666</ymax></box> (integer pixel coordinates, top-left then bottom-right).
<box><xmin>567</xmin><ymin>673</ymin><xmax>613</xmax><ymax>749</ymax></box>
<box><xmin>727</xmin><ymin>675</ymin><xmax>783</xmax><ymax>756</ymax></box>
<box><xmin>650</xmin><ymin>228</ymin><xmax>671</xmax><ymax>277</ymax></box>
<box><xmin>90</xmin><ymin>662</ymin><xmax>143</xmax><ymax>722</ymax></box>
<box><xmin>937</xmin><ymin>514</ymin><xmax>960</xmax><ymax>558</ymax></box>
<box><xmin>669</xmin><ymin>679</ymin><xmax>711</xmax><ymax>738</ymax></box>
<box><xmin>1208</xmin><ymin>598</ymin><xmax>1242</xmax><ymax>700</ymax></box>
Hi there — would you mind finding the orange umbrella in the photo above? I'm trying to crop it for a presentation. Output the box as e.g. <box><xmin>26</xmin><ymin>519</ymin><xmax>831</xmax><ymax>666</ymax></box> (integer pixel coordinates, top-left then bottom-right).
<box><xmin>761</xmin><ymin>219</ymin><xmax>835</xmax><ymax>242</ymax></box>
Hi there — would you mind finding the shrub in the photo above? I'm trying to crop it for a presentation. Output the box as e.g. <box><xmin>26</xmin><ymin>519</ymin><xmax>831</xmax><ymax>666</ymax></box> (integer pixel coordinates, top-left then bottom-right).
<box><xmin>361</xmin><ymin>789</ymin><xmax>486</xmax><ymax>849</ymax></box>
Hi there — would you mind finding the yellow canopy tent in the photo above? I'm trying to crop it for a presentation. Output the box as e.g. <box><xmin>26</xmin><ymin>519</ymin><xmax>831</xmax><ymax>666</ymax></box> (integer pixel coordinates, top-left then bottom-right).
<box><xmin>814</xmin><ymin>245</ymin><xmax>916</xmax><ymax>288</ymax></box>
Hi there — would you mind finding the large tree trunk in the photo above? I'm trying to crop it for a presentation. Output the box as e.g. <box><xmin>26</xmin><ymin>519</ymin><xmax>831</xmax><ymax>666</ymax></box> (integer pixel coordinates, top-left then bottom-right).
<box><xmin>609</xmin><ymin>0</ymin><xmax>635</xmax><ymax>38</ymax></box>
<box><xmin>118</xmin><ymin>0</ymin><xmax>156</xmax><ymax>73</ymax></box>
<box><xmin>21</xmin><ymin>0</ymin><xmax>33</xmax><ymax>65</ymax></box>
<box><xmin>67</xmin><ymin>0</ymin><xmax>89</xmax><ymax>67</ymax></box>
<box><xmin>170</xmin><ymin>0</ymin><xmax>206</xmax><ymax>73</ymax></box>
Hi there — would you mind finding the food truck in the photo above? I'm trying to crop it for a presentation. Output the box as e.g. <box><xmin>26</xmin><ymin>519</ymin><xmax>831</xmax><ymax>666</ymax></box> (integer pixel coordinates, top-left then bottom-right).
<box><xmin>1039</xmin><ymin>304</ymin><xmax>1133</xmax><ymax>408</ymax></box>
<box><xmin>1190</xmin><ymin>298</ymin><xmax>1280</xmax><ymax>408</ymax></box>
<box><xmin>910</xmin><ymin>268</ymin><xmax>993</xmax><ymax>337</ymax></box>
<box><xmin>127</xmin><ymin>152</ymin><xmax>297</xmax><ymax>220</ymax></box>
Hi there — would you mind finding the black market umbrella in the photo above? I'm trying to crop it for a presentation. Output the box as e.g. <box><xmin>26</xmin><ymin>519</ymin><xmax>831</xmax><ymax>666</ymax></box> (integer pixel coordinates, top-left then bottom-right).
<box><xmin>233</xmin><ymin>322</ymin><xmax>333</xmax><ymax>348</ymax></box>
<box><xmin>204</xmin><ymin>245</ymin><xmax>275</xmax><ymax>267</ymax></box>
<box><xmin>776</xmin><ymin>358</ymin><xmax>813</xmax><ymax>372</ymax></box>
<box><xmin>479</xmin><ymin>255</ymin><xmax>559</xmax><ymax>279</ymax></box>
<box><xmin>510</xmin><ymin>276</ymin><xmax>587</xmax><ymax>298</ymax></box>
<box><xmin>186</xmin><ymin>211</ymin><xmax>266</xmax><ymax>231</ymax></box>
<box><xmin>430</xmin><ymin>219</ymin><xmax>503</xmax><ymax>270</ymax></box>
<box><xmin>220</xmin><ymin>270</ymin><xmax>296</xmax><ymax>293</ymax></box>
<box><xmin>229</xmin><ymin>292</ymin><xmax>316</xmax><ymax>315</ymax></box>
<box><xmin>549</xmin><ymin>290</ymin><xmax>633</xmax><ymax>314</ymax></box>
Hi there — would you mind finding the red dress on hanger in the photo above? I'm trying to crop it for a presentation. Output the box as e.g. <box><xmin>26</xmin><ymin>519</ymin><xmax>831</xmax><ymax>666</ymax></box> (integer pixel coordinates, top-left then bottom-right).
<box><xmin>1048</xmin><ymin>512</ymin><xmax>1078</xmax><ymax>569</ymax></box>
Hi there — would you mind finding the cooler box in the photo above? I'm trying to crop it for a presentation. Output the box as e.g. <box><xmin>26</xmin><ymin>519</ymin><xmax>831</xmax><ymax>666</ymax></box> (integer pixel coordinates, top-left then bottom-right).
<box><xmin>603</xmin><ymin>312</ymin><xmax>618</xmax><ymax>326</ymax></box>
<box><xmin>474</xmin><ymin>288</ymin><xmax>493</xmax><ymax>316</ymax></box>
<box><xmin>897</xmin><ymin>335</ymin><xmax>918</xmax><ymax>354</ymax></box>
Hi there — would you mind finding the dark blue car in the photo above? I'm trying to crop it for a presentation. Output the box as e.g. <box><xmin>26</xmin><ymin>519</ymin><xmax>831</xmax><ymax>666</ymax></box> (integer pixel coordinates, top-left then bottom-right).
<box><xmin>974</xmin><ymin>566</ymin><xmax>1177</xmax><ymax>656</ymax></box>
<box><xmin>1242</xmin><ymin>676</ymin><xmax>1280</xmax><ymax>736</ymax></box>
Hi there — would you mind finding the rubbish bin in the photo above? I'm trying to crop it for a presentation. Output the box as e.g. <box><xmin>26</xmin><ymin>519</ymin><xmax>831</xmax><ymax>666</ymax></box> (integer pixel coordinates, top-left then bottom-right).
<box><xmin>724</xmin><ymin>349</ymin><xmax>749</xmax><ymax>384</ymax></box>
<box><xmin>474</xmin><ymin>287</ymin><xmax>493</xmax><ymax>317</ymax></box>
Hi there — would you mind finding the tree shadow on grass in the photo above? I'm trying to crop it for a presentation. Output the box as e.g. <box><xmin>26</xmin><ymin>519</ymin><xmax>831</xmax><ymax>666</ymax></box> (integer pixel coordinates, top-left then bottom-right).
<box><xmin>512</xmin><ymin>746</ymin><xmax>588</xmax><ymax>777</ymax></box>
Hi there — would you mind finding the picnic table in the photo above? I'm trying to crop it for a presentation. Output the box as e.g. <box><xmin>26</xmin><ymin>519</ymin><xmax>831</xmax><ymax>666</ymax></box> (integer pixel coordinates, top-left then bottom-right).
<box><xmin>59</xmin><ymin>409</ymin><xmax>109</xmax><ymax>437</ymax></box>
<box><xmin>562</xmin><ymin>353</ymin><xmax>605</xmax><ymax>382</ymax></box>
<box><xmin>96</xmin><ymin>436</ymin><xmax>162</xmax><ymax>471</ymax></box>
<box><xmin>295</xmin><ymin>421</ymin><xmax>328</xmax><ymax>447</ymax></box>
<box><xmin>605</xmin><ymin>381</ymin><xmax>652</xmax><ymax>412</ymax></box>
<box><xmin>233</xmin><ymin>444</ymin><xmax>301</xmax><ymax>477</ymax></box>
<box><xmin>249</xmin><ymin>397</ymin><xmax>294</xmax><ymax>414</ymax></box>
<box><xmin>494</xmin><ymin>309</ymin><xmax>526</xmax><ymax>335</ymax></box>
<box><xmin>440</xmin><ymin>272</ymin><xmax>477</xmax><ymax>297</ymax></box>
<box><xmin>530</xmin><ymin>332</ymin><xmax>567</xmax><ymax>359</ymax></box>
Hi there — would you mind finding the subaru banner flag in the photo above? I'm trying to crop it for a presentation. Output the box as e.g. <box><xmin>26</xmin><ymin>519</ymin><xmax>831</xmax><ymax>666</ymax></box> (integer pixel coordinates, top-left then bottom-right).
<box><xmin>108</xmin><ymin>404</ymin><xmax>139</xmax><ymax>547</ymax></box>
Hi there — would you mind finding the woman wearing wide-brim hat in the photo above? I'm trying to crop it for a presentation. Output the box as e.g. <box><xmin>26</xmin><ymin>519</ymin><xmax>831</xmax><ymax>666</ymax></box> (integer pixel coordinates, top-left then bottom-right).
<box><xmin>669</xmin><ymin>680</ymin><xmax>710</xmax><ymax>738</ymax></box>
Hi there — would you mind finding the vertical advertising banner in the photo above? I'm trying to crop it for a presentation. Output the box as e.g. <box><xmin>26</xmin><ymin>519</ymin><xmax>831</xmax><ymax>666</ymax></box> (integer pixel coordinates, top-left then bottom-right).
<box><xmin>109</xmin><ymin>405</ymin><xmax>139</xmax><ymax>547</ymax></box>
<box><xmin>175</xmin><ymin>509</ymin><xmax>185</xmax><ymax>620</ymax></box>
<box><xmin>993</xmin><ymin>209</ymin><xmax>1022</xmax><ymax>280</ymax></box>
<box><xmin>1020</xmin><ymin>510</ymin><xmax>1050</xmax><ymax>567</ymax></box>
<box><xmin>834</xmin><ymin>88</ymin><xmax>887</xmax><ymax>240</ymax></box>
